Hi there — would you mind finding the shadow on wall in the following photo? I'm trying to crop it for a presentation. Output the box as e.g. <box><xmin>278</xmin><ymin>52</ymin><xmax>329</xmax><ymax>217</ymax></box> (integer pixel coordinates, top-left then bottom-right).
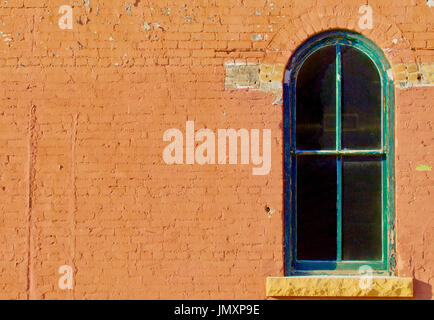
<box><xmin>413</xmin><ymin>279</ymin><xmax>432</xmax><ymax>300</ymax></box>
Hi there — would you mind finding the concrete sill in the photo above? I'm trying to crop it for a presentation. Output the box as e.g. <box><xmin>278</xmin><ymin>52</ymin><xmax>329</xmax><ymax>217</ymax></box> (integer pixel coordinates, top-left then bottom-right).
<box><xmin>266</xmin><ymin>276</ymin><xmax>413</xmax><ymax>298</ymax></box>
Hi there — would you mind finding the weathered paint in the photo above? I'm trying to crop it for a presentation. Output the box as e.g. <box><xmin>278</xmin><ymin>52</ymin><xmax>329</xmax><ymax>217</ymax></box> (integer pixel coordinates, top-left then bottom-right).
<box><xmin>393</xmin><ymin>62</ymin><xmax>434</xmax><ymax>88</ymax></box>
<box><xmin>415</xmin><ymin>164</ymin><xmax>432</xmax><ymax>171</ymax></box>
<box><xmin>224</xmin><ymin>62</ymin><xmax>284</xmax><ymax>104</ymax></box>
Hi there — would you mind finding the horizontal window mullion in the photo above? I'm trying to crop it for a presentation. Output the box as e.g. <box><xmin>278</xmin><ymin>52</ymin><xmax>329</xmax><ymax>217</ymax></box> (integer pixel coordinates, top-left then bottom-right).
<box><xmin>292</xmin><ymin>150</ymin><xmax>385</xmax><ymax>156</ymax></box>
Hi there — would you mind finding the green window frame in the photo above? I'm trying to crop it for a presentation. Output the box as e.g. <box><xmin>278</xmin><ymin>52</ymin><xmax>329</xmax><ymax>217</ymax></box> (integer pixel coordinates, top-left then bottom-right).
<box><xmin>284</xmin><ymin>31</ymin><xmax>395</xmax><ymax>275</ymax></box>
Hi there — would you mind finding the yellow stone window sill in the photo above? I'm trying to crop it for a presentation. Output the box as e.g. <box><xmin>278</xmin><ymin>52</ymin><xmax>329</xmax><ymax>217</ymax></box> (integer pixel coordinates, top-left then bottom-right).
<box><xmin>266</xmin><ymin>276</ymin><xmax>413</xmax><ymax>298</ymax></box>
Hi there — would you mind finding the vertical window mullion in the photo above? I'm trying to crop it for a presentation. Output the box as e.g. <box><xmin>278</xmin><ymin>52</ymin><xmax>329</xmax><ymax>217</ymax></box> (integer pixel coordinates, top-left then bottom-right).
<box><xmin>336</xmin><ymin>46</ymin><xmax>342</xmax><ymax>152</ymax></box>
<box><xmin>336</xmin><ymin>44</ymin><xmax>342</xmax><ymax>261</ymax></box>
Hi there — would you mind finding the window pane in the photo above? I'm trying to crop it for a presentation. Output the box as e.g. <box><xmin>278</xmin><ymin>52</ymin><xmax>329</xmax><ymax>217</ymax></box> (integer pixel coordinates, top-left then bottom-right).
<box><xmin>342</xmin><ymin>157</ymin><xmax>382</xmax><ymax>261</ymax></box>
<box><xmin>342</xmin><ymin>46</ymin><xmax>381</xmax><ymax>150</ymax></box>
<box><xmin>297</xmin><ymin>156</ymin><xmax>337</xmax><ymax>260</ymax></box>
<box><xmin>296</xmin><ymin>46</ymin><xmax>336</xmax><ymax>150</ymax></box>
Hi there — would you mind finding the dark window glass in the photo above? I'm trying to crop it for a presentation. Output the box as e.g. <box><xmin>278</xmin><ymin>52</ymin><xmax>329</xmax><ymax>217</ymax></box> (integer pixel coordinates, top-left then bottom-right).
<box><xmin>342</xmin><ymin>157</ymin><xmax>382</xmax><ymax>261</ymax></box>
<box><xmin>342</xmin><ymin>46</ymin><xmax>381</xmax><ymax>150</ymax></box>
<box><xmin>296</xmin><ymin>46</ymin><xmax>336</xmax><ymax>150</ymax></box>
<box><xmin>297</xmin><ymin>156</ymin><xmax>337</xmax><ymax>260</ymax></box>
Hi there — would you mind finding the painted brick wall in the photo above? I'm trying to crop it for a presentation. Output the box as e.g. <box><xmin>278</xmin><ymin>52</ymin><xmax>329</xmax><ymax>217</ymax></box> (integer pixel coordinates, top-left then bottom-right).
<box><xmin>0</xmin><ymin>0</ymin><xmax>432</xmax><ymax>299</ymax></box>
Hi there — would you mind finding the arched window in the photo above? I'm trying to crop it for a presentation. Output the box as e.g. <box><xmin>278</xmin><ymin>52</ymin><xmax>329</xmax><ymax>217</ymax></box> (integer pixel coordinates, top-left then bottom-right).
<box><xmin>284</xmin><ymin>31</ymin><xmax>395</xmax><ymax>275</ymax></box>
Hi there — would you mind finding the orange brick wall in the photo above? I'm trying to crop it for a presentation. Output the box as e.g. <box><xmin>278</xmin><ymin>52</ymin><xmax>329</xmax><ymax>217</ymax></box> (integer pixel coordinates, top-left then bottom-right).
<box><xmin>0</xmin><ymin>0</ymin><xmax>432</xmax><ymax>299</ymax></box>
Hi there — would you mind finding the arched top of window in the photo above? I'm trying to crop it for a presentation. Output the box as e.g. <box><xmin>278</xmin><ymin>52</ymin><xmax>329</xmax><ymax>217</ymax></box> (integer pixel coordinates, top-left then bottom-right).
<box><xmin>285</xmin><ymin>30</ymin><xmax>392</xmax><ymax>85</ymax></box>
<box><xmin>284</xmin><ymin>30</ymin><xmax>394</xmax><ymax>154</ymax></box>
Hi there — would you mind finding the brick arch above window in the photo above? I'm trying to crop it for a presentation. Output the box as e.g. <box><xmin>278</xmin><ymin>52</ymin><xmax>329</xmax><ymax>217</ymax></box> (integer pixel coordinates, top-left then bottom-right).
<box><xmin>262</xmin><ymin>6</ymin><xmax>412</xmax><ymax>66</ymax></box>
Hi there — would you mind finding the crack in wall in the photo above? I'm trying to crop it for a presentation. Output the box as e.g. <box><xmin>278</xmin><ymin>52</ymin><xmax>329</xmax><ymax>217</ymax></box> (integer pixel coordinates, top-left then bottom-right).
<box><xmin>26</xmin><ymin>104</ymin><xmax>37</xmax><ymax>300</ymax></box>
<box><xmin>70</xmin><ymin>113</ymin><xmax>79</xmax><ymax>299</ymax></box>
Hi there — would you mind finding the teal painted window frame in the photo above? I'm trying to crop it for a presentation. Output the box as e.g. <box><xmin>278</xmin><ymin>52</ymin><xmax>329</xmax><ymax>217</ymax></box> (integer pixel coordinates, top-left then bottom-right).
<box><xmin>283</xmin><ymin>31</ymin><xmax>395</xmax><ymax>275</ymax></box>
